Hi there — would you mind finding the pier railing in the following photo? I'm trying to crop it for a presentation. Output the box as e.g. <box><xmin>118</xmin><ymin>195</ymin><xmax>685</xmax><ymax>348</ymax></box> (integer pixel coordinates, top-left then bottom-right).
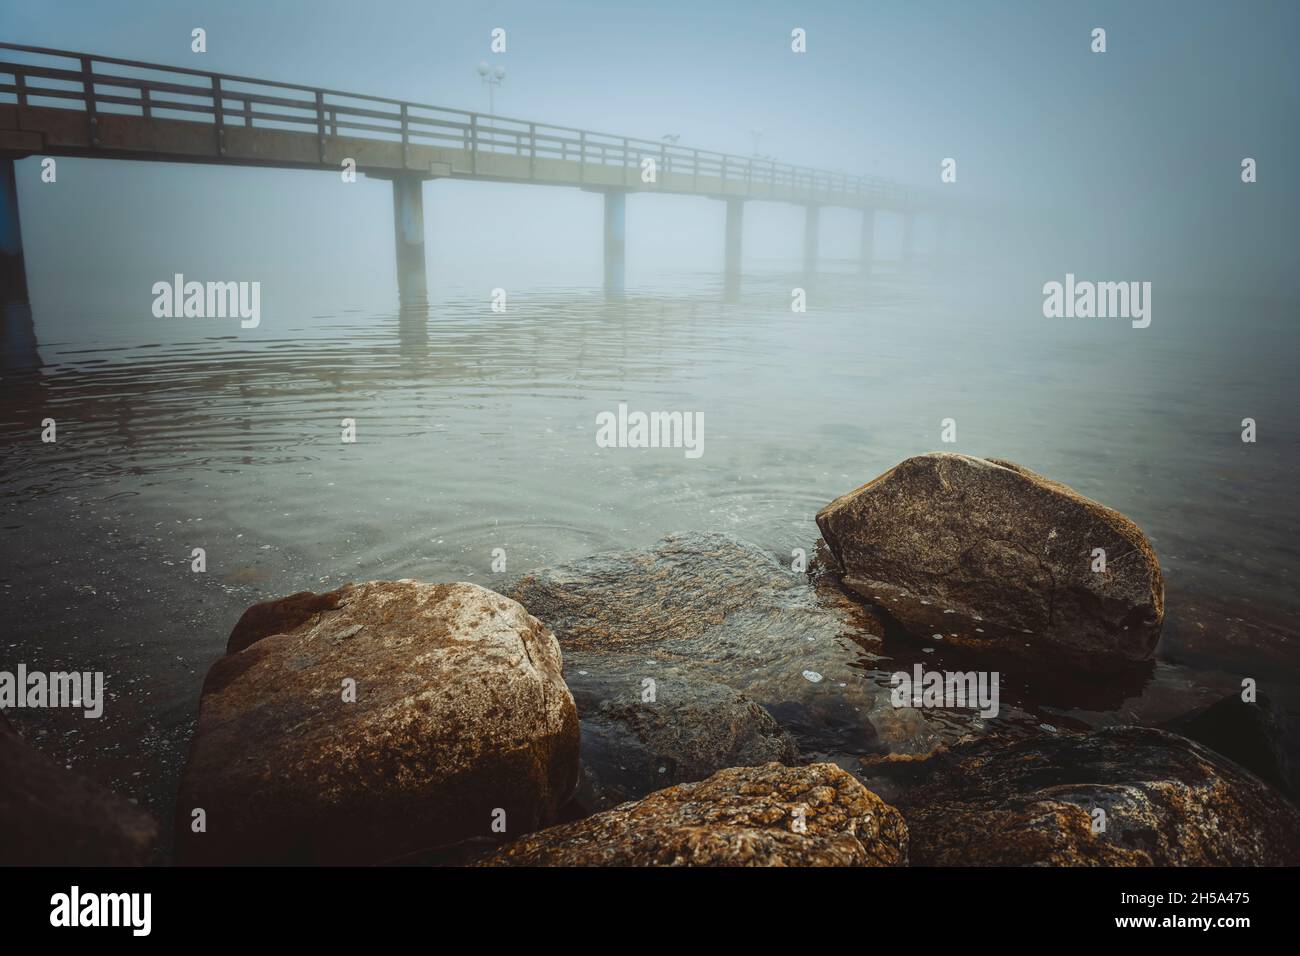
<box><xmin>0</xmin><ymin>41</ymin><xmax>908</xmax><ymax>206</ymax></box>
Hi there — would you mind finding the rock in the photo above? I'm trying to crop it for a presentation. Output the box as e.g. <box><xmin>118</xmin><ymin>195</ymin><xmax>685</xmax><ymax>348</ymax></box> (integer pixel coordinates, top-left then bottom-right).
<box><xmin>816</xmin><ymin>454</ymin><xmax>1164</xmax><ymax>664</ymax></box>
<box><xmin>570</xmin><ymin>673</ymin><xmax>797</xmax><ymax>811</ymax></box>
<box><xmin>0</xmin><ymin>713</ymin><xmax>157</xmax><ymax>865</ymax></box>
<box><xmin>226</xmin><ymin>585</ymin><xmax>349</xmax><ymax>655</ymax></box>
<box><xmin>481</xmin><ymin>762</ymin><xmax>908</xmax><ymax>866</ymax></box>
<box><xmin>175</xmin><ymin>580</ymin><xmax>579</xmax><ymax>865</ymax></box>
<box><xmin>505</xmin><ymin>532</ymin><xmax>1022</xmax><ymax>810</ymax></box>
<box><xmin>1163</xmin><ymin>691</ymin><xmax>1299</xmax><ymax>803</ymax></box>
<box><xmin>890</xmin><ymin>726</ymin><xmax>1300</xmax><ymax>865</ymax></box>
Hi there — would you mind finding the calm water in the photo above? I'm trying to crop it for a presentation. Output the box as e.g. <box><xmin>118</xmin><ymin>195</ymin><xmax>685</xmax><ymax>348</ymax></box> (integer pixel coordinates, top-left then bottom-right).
<box><xmin>2</xmin><ymin>264</ymin><xmax>1298</xmax><ymax>831</ymax></box>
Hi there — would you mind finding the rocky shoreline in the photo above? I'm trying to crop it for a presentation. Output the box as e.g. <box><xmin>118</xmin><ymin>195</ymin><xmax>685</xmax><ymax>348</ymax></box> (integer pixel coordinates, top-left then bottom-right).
<box><xmin>4</xmin><ymin>453</ymin><xmax>1298</xmax><ymax>865</ymax></box>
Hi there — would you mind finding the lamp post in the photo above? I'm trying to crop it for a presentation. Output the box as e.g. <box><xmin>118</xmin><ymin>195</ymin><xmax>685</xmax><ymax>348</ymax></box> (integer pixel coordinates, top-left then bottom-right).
<box><xmin>477</xmin><ymin>61</ymin><xmax>505</xmax><ymax>113</ymax></box>
<box><xmin>749</xmin><ymin>128</ymin><xmax>763</xmax><ymax>157</ymax></box>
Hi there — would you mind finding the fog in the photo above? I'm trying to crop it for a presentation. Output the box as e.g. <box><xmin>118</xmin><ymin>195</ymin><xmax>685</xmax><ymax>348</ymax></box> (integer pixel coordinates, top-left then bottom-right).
<box><xmin>6</xmin><ymin>0</ymin><xmax>1297</xmax><ymax>317</ymax></box>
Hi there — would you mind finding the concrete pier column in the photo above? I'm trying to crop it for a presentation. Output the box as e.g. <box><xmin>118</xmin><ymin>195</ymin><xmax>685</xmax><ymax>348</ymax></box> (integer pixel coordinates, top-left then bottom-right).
<box><xmin>390</xmin><ymin>173</ymin><xmax>427</xmax><ymax>306</ymax></box>
<box><xmin>859</xmin><ymin>207</ymin><xmax>876</xmax><ymax>275</ymax></box>
<box><xmin>803</xmin><ymin>204</ymin><xmax>820</xmax><ymax>274</ymax></box>
<box><xmin>1</xmin><ymin>158</ymin><xmax>30</xmax><ymax>307</ymax></box>
<box><xmin>724</xmin><ymin>197</ymin><xmax>744</xmax><ymax>280</ymax></box>
<box><xmin>603</xmin><ymin>189</ymin><xmax>626</xmax><ymax>294</ymax></box>
<box><xmin>901</xmin><ymin>210</ymin><xmax>915</xmax><ymax>272</ymax></box>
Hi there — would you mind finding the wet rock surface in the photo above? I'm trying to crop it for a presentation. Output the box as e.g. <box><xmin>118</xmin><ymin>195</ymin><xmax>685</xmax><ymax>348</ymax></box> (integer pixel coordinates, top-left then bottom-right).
<box><xmin>482</xmin><ymin>761</ymin><xmax>908</xmax><ymax>866</ymax></box>
<box><xmin>569</xmin><ymin>672</ymin><xmax>797</xmax><ymax>811</ymax></box>
<box><xmin>505</xmin><ymin>532</ymin><xmax>1021</xmax><ymax>810</ymax></box>
<box><xmin>815</xmin><ymin>454</ymin><xmax>1165</xmax><ymax>665</ymax></box>
<box><xmin>1</xmin><ymin>712</ymin><xmax>157</xmax><ymax>865</ymax></box>
<box><xmin>886</xmin><ymin>726</ymin><xmax>1300</xmax><ymax>866</ymax></box>
<box><xmin>175</xmin><ymin>580</ymin><xmax>579</xmax><ymax>865</ymax></box>
<box><xmin>1163</xmin><ymin>691</ymin><xmax>1299</xmax><ymax>803</ymax></box>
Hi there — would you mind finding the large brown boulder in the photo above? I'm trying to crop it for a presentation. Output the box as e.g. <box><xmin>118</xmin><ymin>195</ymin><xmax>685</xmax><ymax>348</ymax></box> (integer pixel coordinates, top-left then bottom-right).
<box><xmin>174</xmin><ymin>580</ymin><xmax>580</xmax><ymax>865</ymax></box>
<box><xmin>816</xmin><ymin>454</ymin><xmax>1164</xmax><ymax>664</ymax></box>
<box><xmin>891</xmin><ymin>726</ymin><xmax>1300</xmax><ymax>865</ymax></box>
<box><xmin>0</xmin><ymin>713</ymin><xmax>157</xmax><ymax>865</ymax></box>
<box><xmin>482</xmin><ymin>762</ymin><xmax>907</xmax><ymax>866</ymax></box>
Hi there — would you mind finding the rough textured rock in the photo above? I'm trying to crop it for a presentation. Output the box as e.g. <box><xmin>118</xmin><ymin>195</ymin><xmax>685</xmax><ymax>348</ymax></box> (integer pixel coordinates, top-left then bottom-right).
<box><xmin>570</xmin><ymin>673</ymin><xmax>797</xmax><ymax>811</ymax></box>
<box><xmin>891</xmin><ymin>726</ymin><xmax>1300</xmax><ymax>866</ymax></box>
<box><xmin>506</xmin><ymin>533</ymin><xmax>1023</xmax><ymax>811</ymax></box>
<box><xmin>0</xmin><ymin>712</ymin><xmax>157</xmax><ymax>865</ymax></box>
<box><xmin>482</xmin><ymin>762</ymin><xmax>907</xmax><ymax>866</ymax></box>
<box><xmin>1164</xmin><ymin>692</ymin><xmax>1298</xmax><ymax>803</ymax></box>
<box><xmin>175</xmin><ymin>580</ymin><xmax>579</xmax><ymax>865</ymax></box>
<box><xmin>226</xmin><ymin>585</ymin><xmax>349</xmax><ymax>655</ymax></box>
<box><xmin>816</xmin><ymin>454</ymin><xmax>1164</xmax><ymax>664</ymax></box>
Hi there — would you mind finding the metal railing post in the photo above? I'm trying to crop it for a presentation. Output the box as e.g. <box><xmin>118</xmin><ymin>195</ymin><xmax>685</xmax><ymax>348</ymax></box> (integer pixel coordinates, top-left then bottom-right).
<box><xmin>471</xmin><ymin>113</ymin><xmax>478</xmax><ymax>174</ymax></box>
<box><xmin>400</xmin><ymin>103</ymin><xmax>409</xmax><ymax>168</ymax></box>
<box><xmin>212</xmin><ymin>75</ymin><xmax>224</xmax><ymax>156</ymax></box>
<box><xmin>528</xmin><ymin>123</ymin><xmax>536</xmax><ymax>178</ymax></box>
<box><xmin>315</xmin><ymin>90</ymin><xmax>326</xmax><ymax>162</ymax></box>
<box><xmin>81</xmin><ymin>55</ymin><xmax>98</xmax><ymax>146</ymax></box>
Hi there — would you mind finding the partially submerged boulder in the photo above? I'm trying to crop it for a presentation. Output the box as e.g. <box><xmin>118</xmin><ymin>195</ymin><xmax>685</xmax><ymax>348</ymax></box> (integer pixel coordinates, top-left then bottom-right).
<box><xmin>175</xmin><ymin>580</ymin><xmax>579</xmax><ymax>865</ymax></box>
<box><xmin>1163</xmin><ymin>691</ymin><xmax>1298</xmax><ymax>804</ymax></box>
<box><xmin>482</xmin><ymin>762</ymin><xmax>908</xmax><ymax>866</ymax></box>
<box><xmin>816</xmin><ymin>454</ymin><xmax>1164</xmax><ymax>664</ymax></box>
<box><xmin>0</xmin><ymin>713</ymin><xmax>157</xmax><ymax>865</ymax></box>
<box><xmin>891</xmin><ymin>726</ymin><xmax>1300</xmax><ymax>865</ymax></box>
<box><xmin>506</xmin><ymin>532</ymin><xmax>1018</xmax><ymax>811</ymax></box>
<box><xmin>570</xmin><ymin>673</ymin><xmax>797</xmax><ymax>811</ymax></box>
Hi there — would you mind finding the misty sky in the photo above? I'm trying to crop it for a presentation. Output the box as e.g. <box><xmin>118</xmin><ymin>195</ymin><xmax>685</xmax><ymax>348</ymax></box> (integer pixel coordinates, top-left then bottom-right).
<box><xmin>5</xmin><ymin>0</ymin><xmax>1298</xmax><ymax>312</ymax></box>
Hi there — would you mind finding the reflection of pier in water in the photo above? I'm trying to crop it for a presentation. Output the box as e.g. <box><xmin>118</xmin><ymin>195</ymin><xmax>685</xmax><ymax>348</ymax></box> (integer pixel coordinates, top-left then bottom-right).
<box><xmin>0</xmin><ymin>41</ymin><xmax>964</xmax><ymax>309</ymax></box>
<box><xmin>1</xmin><ymin>286</ymin><xmax>828</xmax><ymax>485</ymax></box>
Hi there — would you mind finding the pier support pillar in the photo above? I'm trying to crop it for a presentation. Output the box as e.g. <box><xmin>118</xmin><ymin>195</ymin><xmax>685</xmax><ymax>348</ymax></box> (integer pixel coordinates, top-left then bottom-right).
<box><xmin>724</xmin><ymin>197</ymin><xmax>743</xmax><ymax>286</ymax></box>
<box><xmin>902</xmin><ymin>210</ymin><xmax>915</xmax><ymax>272</ymax></box>
<box><xmin>603</xmin><ymin>189</ymin><xmax>626</xmax><ymax>295</ymax></box>
<box><xmin>803</xmin><ymin>204</ymin><xmax>820</xmax><ymax>274</ymax></box>
<box><xmin>1</xmin><ymin>158</ymin><xmax>29</xmax><ymax>307</ymax></box>
<box><xmin>859</xmin><ymin>207</ymin><xmax>876</xmax><ymax>275</ymax></box>
<box><xmin>390</xmin><ymin>173</ymin><xmax>427</xmax><ymax>306</ymax></box>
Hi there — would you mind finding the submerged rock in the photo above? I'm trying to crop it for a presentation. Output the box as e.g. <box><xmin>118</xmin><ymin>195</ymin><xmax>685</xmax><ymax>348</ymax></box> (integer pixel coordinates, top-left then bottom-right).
<box><xmin>506</xmin><ymin>532</ymin><xmax>1015</xmax><ymax>811</ymax></box>
<box><xmin>570</xmin><ymin>673</ymin><xmax>797</xmax><ymax>811</ymax></box>
<box><xmin>0</xmin><ymin>713</ymin><xmax>157</xmax><ymax>865</ymax></box>
<box><xmin>816</xmin><ymin>454</ymin><xmax>1164</xmax><ymax>664</ymax></box>
<box><xmin>175</xmin><ymin>580</ymin><xmax>579</xmax><ymax>865</ymax></box>
<box><xmin>891</xmin><ymin>726</ymin><xmax>1300</xmax><ymax>865</ymax></box>
<box><xmin>482</xmin><ymin>762</ymin><xmax>907</xmax><ymax>866</ymax></box>
<box><xmin>1163</xmin><ymin>691</ymin><xmax>1298</xmax><ymax>804</ymax></box>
